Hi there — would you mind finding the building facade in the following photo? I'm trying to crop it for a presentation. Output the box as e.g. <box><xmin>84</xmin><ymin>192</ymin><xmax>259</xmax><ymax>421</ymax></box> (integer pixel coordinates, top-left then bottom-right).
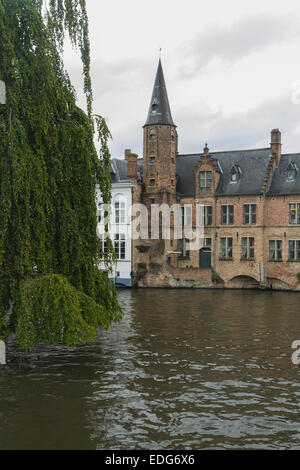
<box><xmin>109</xmin><ymin>59</ymin><xmax>300</xmax><ymax>290</ymax></box>
<box><xmin>96</xmin><ymin>160</ymin><xmax>136</xmax><ymax>287</ymax></box>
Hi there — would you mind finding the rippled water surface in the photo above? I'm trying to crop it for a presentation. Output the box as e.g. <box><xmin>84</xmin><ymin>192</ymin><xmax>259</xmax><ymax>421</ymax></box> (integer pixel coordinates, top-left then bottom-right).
<box><xmin>1</xmin><ymin>289</ymin><xmax>300</xmax><ymax>449</ymax></box>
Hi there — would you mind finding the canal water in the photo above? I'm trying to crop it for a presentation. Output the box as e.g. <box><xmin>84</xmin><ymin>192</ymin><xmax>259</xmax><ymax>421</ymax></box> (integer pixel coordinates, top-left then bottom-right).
<box><xmin>0</xmin><ymin>289</ymin><xmax>300</xmax><ymax>450</ymax></box>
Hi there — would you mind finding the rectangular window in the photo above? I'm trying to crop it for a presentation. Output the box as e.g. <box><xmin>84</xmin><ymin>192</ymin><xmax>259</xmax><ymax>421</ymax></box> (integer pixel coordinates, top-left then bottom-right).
<box><xmin>150</xmin><ymin>156</ymin><xmax>156</xmax><ymax>164</ymax></box>
<box><xmin>115</xmin><ymin>201</ymin><xmax>126</xmax><ymax>224</ymax></box>
<box><xmin>289</xmin><ymin>240</ymin><xmax>300</xmax><ymax>260</ymax></box>
<box><xmin>221</xmin><ymin>205</ymin><xmax>234</xmax><ymax>225</ymax></box>
<box><xmin>289</xmin><ymin>203</ymin><xmax>300</xmax><ymax>224</ymax></box>
<box><xmin>220</xmin><ymin>237</ymin><xmax>233</xmax><ymax>259</ymax></box>
<box><xmin>181</xmin><ymin>206</ymin><xmax>192</xmax><ymax>228</ymax></box>
<box><xmin>178</xmin><ymin>238</ymin><xmax>190</xmax><ymax>258</ymax></box>
<box><xmin>200</xmin><ymin>171</ymin><xmax>212</xmax><ymax>188</ymax></box>
<box><xmin>244</xmin><ymin>204</ymin><xmax>256</xmax><ymax>225</ymax></box>
<box><xmin>100</xmin><ymin>233</ymin><xmax>109</xmax><ymax>257</ymax></box>
<box><xmin>241</xmin><ymin>237</ymin><xmax>255</xmax><ymax>259</ymax></box>
<box><xmin>114</xmin><ymin>233</ymin><xmax>126</xmax><ymax>260</ymax></box>
<box><xmin>204</xmin><ymin>206</ymin><xmax>212</xmax><ymax>226</ymax></box>
<box><xmin>269</xmin><ymin>240</ymin><xmax>282</xmax><ymax>261</ymax></box>
<box><xmin>150</xmin><ymin>179</ymin><xmax>155</xmax><ymax>187</ymax></box>
<box><xmin>203</xmin><ymin>237</ymin><xmax>211</xmax><ymax>247</ymax></box>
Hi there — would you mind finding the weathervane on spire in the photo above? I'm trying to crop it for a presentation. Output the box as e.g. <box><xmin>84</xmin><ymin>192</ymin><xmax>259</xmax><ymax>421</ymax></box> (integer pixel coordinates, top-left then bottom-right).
<box><xmin>159</xmin><ymin>47</ymin><xmax>162</xmax><ymax>60</ymax></box>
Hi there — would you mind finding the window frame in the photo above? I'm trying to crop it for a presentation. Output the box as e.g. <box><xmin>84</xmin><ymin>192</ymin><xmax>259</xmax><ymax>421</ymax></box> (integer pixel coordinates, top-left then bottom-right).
<box><xmin>149</xmin><ymin>130</ymin><xmax>156</xmax><ymax>141</ymax></box>
<box><xmin>178</xmin><ymin>238</ymin><xmax>190</xmax><ymax>259</ymax></box>
<box><xmin>100</xmin><ymin>233</ymin><xmax>108</xmax><ymax>257</ymax></box>
<box><xmin>289</xmin><ymin>240</ymin><xmax>300</xmax><ymax>261</ymax></box>
<box><xmin>221</xmin><ymin>205</ymin><xmax>234</xmax><ymax>225</ymax></box>
<box><xmin>199</xmin><ymin>171</ymin><xmax>212</xmax><ymax>189</ymax></box>
<box><xmin>220</xmin><ymin>237</ymin><xmax>233</xmax><ymax>260</ymax></box>
<box><xmin>115</xmin><ymin>200</ymin><xmax>126</xmax><ymax>224</ymax></box>
<box><xmin>114</xmin><ymin>233</ymin><xmax>126</xmax><ymax>260</ymax></box>
<box><xmin>201</xmin><ymin>237</ymin><xmax>212</xmax><ymax>248</ymax></box>
<box><xmin>244</xmin><ymin>204</ymin><xmax>256</xmax><ymax>225</ymax></box>
<box><xmin>241</xmin><ymin>237</ymin><xmax>255</xmax><ymax>260</ymax></box>
<box><xmin>204</xmin><ymin>205</ymin><xmax>212</xmax><ymax>226</ymax></box>
<box><xmin>289</xmin><ymin>203</ymin><xmax>300</xmax><ymax>224</ymax></box>
<box><xmin>269</xmin><ymin>240</ymin><xmax>282</xmax><ymax>261</ymax></box>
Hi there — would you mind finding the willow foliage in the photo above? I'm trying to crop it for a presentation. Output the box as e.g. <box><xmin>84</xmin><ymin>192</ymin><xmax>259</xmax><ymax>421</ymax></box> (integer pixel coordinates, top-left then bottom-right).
<box><xmin>0</xmin><ymin>0</ymin><xmax>121</xmax><ymax>349</ymax></box>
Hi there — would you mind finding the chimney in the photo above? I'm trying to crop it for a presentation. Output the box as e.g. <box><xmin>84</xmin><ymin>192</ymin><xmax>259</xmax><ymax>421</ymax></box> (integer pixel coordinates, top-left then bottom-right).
<box><xmin>270</xmin><ymin>129</ymin><xmax>281</xmax><ymax>166</ymax></box>
<box><xmin>125</xmin><ymin>149</ymin><xmax>138</xmax><ymax>183</ymax></box>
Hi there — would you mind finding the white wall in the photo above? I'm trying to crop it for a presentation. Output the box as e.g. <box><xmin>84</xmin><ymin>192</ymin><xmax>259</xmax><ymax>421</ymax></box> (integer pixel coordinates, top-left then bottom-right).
<box><xmin>96</xmin><ymin>181</ymin><xmax>134</xmax><ymax>286</ymax></box>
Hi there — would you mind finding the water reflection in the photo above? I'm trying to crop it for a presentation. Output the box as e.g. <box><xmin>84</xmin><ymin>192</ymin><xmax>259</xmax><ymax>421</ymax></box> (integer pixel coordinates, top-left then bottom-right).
<box><xmin>1</xmin><ymin>289</ymin><xmax>300</xmax><ymax>449</ymax></box>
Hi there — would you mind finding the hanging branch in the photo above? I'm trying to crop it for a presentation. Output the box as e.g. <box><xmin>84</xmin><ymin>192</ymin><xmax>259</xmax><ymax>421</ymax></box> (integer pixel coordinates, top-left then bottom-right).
<box><xmin>0</xmin><ymin>0</ymin><xmax>122</xmax><ymax>349</ymax></box>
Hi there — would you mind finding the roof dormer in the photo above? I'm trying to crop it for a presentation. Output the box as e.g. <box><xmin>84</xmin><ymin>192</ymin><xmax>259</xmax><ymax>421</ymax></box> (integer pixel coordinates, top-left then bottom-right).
<box><xmin>230</xmin><ymin>163</ymin><xmax>241</xmax><ymax>183</ymax></box>
<box><xmin>195</xmin><ymin>143</ymin><xmax>221</xmax><ymax>197</ymax></box>
<box><xmin>286</xmin><ymin>161</ymin><xmax>298</xmax><ymax>182</ymax></box>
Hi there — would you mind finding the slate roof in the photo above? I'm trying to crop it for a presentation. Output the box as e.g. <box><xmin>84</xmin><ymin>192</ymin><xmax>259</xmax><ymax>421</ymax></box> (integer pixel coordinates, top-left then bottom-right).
<box><xmin>111</xmin><ymin>158</ymin><xmax>143</xmax><ymax>183</ymax></box>
<box><xmin>175</xmin><ymin>153</ymin><xmax>202</xmax><ymax>196</ymax></box>
<box><xmin>267</xmin><ymin>153</ymin><xmax>300</xmax><ymax>196</ymax></box>
<box><xmin>176</xmin><ymin>148</ymin><xmax>271</xmax><ymax>197</ymax></box>
<box><xmin>111</xmin><ymin>149</ymin><xmax>300</xmax><ymax>197</ymax></box>
<box><xmin>144</xmin><ymin>59</ymin><xmax>175</xmax><ymax>127</ymax></box>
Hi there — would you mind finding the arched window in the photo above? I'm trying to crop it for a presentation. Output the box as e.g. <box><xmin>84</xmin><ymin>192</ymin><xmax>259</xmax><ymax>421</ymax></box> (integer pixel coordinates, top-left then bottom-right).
<box><xmin>231</xmin><ymin>164</ymin><xmax>241</xmax><ymax>183</ymax></box>
<box><xmin>287</xmin><ymin>162</ymin><xmax>298</xmax><ymax>181</ymax></box>
<box><xmin>150</xmin><ymin>130</ymin><xmax>156</xmax><ymax>141</ymax></box>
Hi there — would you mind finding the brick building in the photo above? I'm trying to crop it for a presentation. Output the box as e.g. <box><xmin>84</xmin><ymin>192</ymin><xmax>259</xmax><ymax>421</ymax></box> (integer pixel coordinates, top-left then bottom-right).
<box><xmin>110</xmin><ymin>59</ymin><xmax>300</xmax><ymax>290</ymax></box>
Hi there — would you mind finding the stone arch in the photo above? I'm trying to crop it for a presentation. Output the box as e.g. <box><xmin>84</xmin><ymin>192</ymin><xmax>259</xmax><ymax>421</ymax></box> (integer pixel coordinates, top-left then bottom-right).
<box><xmin>266</xmin><ymin>277</ymin><xmax>293</xmax><ymax>290</ymax></box>
<box><xmin>226</xmin><ymin>275</ymin><xmax>260</xmax><ymax>289</ymax></box>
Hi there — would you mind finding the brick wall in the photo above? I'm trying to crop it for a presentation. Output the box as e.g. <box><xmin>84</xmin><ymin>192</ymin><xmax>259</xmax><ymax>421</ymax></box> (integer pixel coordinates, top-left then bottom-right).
<box><xmin>131</xmin><ymin>128</ymin><xmax>300</xmax><ymax>290</ymax></box>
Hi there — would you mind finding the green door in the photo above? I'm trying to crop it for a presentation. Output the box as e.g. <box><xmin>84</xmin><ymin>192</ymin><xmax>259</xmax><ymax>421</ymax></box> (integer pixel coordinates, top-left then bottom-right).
<box><xmin>200</xmin><ymin>248</ymin><xmax>211</xmax><ymax>268</ymax></box>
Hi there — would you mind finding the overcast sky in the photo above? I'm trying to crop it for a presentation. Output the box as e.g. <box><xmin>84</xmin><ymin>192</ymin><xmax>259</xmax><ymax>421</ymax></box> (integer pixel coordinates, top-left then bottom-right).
<box><xmin>63</xmin><ymin>0</ymin><xmax>300</xmax><ymax>159</ymax></box>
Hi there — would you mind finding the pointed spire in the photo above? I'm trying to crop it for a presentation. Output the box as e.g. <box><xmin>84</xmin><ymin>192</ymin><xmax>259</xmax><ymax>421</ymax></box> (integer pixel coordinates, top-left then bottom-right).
<box><xmin>144</xmin><ymin>59</ymin><xmax>175</xmax><ymax>127</ymax></box>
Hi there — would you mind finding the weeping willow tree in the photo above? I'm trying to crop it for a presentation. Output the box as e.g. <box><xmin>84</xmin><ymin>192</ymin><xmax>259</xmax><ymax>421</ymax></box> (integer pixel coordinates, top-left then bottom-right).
<box><xmin>0</xmin><ymin>0</ymin><xmax>122</xmax><ymax>350</ymax></box>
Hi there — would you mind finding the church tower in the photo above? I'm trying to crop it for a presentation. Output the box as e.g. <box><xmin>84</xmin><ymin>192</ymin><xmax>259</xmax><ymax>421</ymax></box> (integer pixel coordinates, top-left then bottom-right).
<box><xmin>143</xmin><ymin>59</ymin><xmax>177</xmax><ymax>206</ymax></box>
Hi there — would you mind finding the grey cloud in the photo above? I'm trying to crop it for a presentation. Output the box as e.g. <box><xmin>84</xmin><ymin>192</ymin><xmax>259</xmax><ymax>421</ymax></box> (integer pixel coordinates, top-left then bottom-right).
<box><xmin>66</xmin><ymin>56</ymin><xmax>155</xmax><ymax>104</ymax></box>
<box><xmin>177</xmin><ymin>93</ymin><xmax>300</xmax><ymax>155</ymax></box>
<box><xmin>106</xmin><ymin>93</ymin><xmax>300</xmax><ymax>161</ymax></box>
<box><xmin>176</xmin><ymin>13</ymin><xmax>300</xmax><ymax>78</ymax></box>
